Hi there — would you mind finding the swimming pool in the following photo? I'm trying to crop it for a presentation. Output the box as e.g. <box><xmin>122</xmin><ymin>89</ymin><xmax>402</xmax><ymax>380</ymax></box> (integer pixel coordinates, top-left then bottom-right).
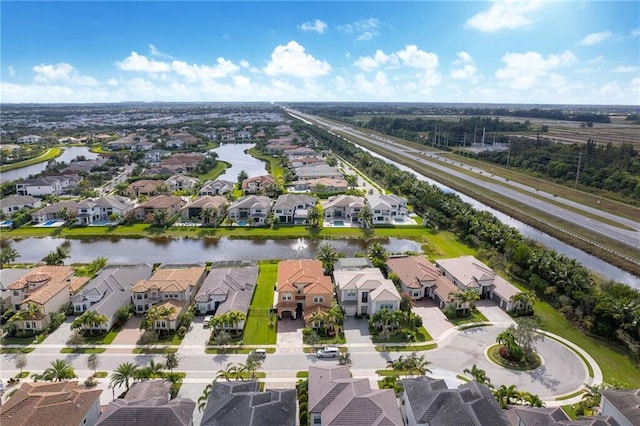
<box><xmin>333</xmin><ymin>220</ymin><xmax>344</xmax><ymax>226</ymax></box>
<box><xmin>43</xmin><ymin>220</ymin><xmax>59</xmax><ymax>226</ymax></box>
<box><xmin>238</xmin><ymin>220</ymin><xmax>248</xmax><ymax>226</ymax></box>
<box><xmin>0</xmin><ymin>220</ymin><xmax>13</xmax><ymax>228</ymax></box>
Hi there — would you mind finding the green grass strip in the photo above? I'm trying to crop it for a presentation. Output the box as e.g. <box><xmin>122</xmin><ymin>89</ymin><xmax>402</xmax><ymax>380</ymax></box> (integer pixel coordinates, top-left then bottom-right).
<box><xmin>60</xmin><ymin>347</ymin><xmax>107</xmax><ymax>354</ymax></box>
<box><xmin>0</xmin><ymin>148</ymin><xmax>63</xmax><ymax>172</ymax></box>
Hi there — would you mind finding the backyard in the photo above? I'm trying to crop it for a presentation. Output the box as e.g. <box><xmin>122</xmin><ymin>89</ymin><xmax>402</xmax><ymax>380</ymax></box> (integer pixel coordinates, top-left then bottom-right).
<box><xmin>242</xmin><ymin>261</ymin><xmax>278</xmax><ymax>345</ymax></box>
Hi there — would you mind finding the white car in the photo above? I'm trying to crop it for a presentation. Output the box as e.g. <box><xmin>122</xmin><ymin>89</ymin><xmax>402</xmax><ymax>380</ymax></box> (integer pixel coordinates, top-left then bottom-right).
<box><xmin>203</xmin><ymin>315</ymin><xmax>213</xmax><ymax>328</ymax></box>
<box><xmin>316</xmin><ymin>347</ymin><xmax>339</xmax><ymax>358</ymax></box>
<box><xmin>250</xmin><ymin>349</ymin><xmax>267</xmax><ymax>358</ymax></box>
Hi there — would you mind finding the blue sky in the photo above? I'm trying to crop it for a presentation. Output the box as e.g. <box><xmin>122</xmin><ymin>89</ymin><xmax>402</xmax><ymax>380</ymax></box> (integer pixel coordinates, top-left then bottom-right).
<box><xmin>1</xmin><ymin>1</ymin><xmax>638</xmax><ymax>104</ymax></box>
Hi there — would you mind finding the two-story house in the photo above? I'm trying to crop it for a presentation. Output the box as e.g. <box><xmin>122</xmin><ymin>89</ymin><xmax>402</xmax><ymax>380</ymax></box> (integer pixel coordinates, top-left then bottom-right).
<box><xmin>366</xmin><ymin>194</ymin><xmax>408</xmax><ymax>224</ymax></box>
<box><xmin>179</xmin><ymin>195</ymin><xmax>227</xmax><ymax>223</ymax></box>
<box><xmin>321</xmin><ymin>195</ymin><xmax>365</xmax><ymax>225</ymax></box>
<box><xmin>276</xmin><ymin>260</ymin><xmax>332</xmax><ymax>321</ymax></box>
<box><xmin>165</xmin><ymin>175</ymin><xmax>199</xmax><ymax>192</ymax></box>
<box><xmin>226</xmin><ymin>195</ymin><xmax>272</xmax><ymax>226</ymax></box>
<box><xmin>126</xmin><ymin>180</ymin><xmax>165</xmax><ymax>197</ymax></box>
<box><xmin>132</xmin><ymin>266</ymin><xmax>207</xmax><ymax>331</ymax></box>
<box><xmin>241</xmin><ymin>175</ymin><xmax>275</xmax><ymax>194</ymax></box>
<box><xmin>199</xmin><ymin>179</ymin><xmax>235</xmax><ymax>196</ymax></box>
<box><xmin>386</xmin><ymin>255</ymin><xmax>441</xmax><ymax>300</ymax></box>
<box><xmin>16</xmin><ymin>176</ymin><xmax>77</xmax><ymax>197</ymax></box>
<box><xmin>75</xmin><ymin>196</ymin><xmax>135</xmax><ymax>225</ymax></box>
<box><xmin>333</xmin><ymin>267</ymin><xmax>401</xmax><ymax>316</ymax></box>
<box><xmin>273</xmin><ymin>194</ymin><xmax>316</xmax><ymax>224</ymax></box>
<box><xmin>134</xmin><ymin>195</ymin><xmax>185</xmax><ymax>222</ymax></box>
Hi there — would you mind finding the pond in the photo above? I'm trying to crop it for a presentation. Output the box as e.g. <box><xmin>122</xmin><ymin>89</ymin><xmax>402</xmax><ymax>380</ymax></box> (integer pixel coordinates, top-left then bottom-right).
<box><xmin>5</xmin><ymin>237</ymin><xmax>422</xmax><ymax>264</ymax></box>
<box><xmin>1</xmin><ymin>146</ymin><xmax>99</xmax><ymax>182</ymax></box>
<box><xmin>210</xmin><ymin>143</ymin><xmax>267</xmax><ymax>182</ymax></box>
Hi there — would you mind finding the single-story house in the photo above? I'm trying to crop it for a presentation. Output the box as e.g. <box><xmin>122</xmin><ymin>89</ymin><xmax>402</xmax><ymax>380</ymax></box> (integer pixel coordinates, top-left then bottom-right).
<box><xmin>126</xmin><ymin>180</ymin><xmax>165</xmax><ymax>197</ymax></box>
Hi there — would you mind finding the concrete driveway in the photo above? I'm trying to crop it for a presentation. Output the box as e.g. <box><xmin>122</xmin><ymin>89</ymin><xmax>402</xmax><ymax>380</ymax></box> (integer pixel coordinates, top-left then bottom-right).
<box><xmin>343</xmin><ymin>317</ymin><xmax>372</xmax><ymax>347</ymax></box>
<box><xmin>412</xmin><ymin>298</ymin><xmax>453</xmax><ymax>340</ymax></box>
<box><xmin>180</xmin><ymin>316</ymin><xmax>213</xmax><ymax>348</ymax></box>
<box><xmin>110</xmin><ymin>315</ymin><xmax>143</xmax><ymax>346</ymax></box>
<box><xmin>475</xmin><ymin>300</ymin><xmax>516</xmax><ymax>325</ymax></box>
<box><xmin>276</xmin><ymin>318</ymin><xmax>304</xmax><ymax>353</ymax></box>
<box><xmin>40</xmin><ymin>316</ymin><xmax>74</xmax><ymax>345</ymax></box>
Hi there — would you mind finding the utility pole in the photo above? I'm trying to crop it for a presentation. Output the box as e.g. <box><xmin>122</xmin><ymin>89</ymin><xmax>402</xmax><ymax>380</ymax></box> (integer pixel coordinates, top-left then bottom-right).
<box><xmin>506</xmin><ymin>138</ymin><xmax>511</xmax><ymax>167</ymax></box>
<box><xmin>575</xmin><ymin>152</ymin><xmax>582</xmax><ymax>188</ymax></box>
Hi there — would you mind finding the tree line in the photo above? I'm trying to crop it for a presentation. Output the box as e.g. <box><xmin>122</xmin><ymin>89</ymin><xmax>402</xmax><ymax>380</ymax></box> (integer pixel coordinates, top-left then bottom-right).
<box><xmin>302</xmin><ymin>123</ymin><xmax>640</xmax><ymax>363</ymax></box>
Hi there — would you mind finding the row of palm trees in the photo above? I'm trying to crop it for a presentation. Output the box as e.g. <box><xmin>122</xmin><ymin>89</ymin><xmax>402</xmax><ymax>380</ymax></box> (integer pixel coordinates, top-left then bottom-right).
<box><xmin>315</xmin><ymin>241</ymin><xmax>388</xmax><ymax>275</ymax></box>
<box><xmin>109</xmin><ymin>355</ymin><xmax>181</xmax><ymax>393</ymax></box>
<box><xmin>140</xmin><ymin>305</ymin><xmax>176</xmax><ymax>332</ymax></box>
<box><xmin>463</xmin><ymin>364</ymin><xmax>545</xmax><ymax>408</ymax></box>
<box><xmin>71</xmin><ymin>310</ymin><xmax>109</xmax><ymax>335</ymax></box>
<box><xmin>307</xmin><ymin>304</ymin><xmax>344</xmax><ymax>338</ymax></box>
<box><xmin>207</xmin><ymin>311</ymin><xmax>246</xmax><ymax>336</ymax></box>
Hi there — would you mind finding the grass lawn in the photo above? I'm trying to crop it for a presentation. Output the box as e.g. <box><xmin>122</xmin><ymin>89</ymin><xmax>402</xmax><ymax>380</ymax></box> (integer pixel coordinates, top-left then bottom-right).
<box><xmin>375</xmin><ymin>343</ymin><xmax>438</xmax><ymax>352</ymax></box>
<box><xmin>197</xmin><ymin>161</ymin><xmax>230</xmax><ymax>180</ymax></box>
<box><xmin>296</xmin><ymin>371</ymin><xmax>309</xmax><ymax>378</ymax></box>
<box><xmin>0</xmin><ymin>347</ymin><xmax>35</xmax><ymax>354</ymax></box>
<box><xmin>371</xmin><ymin>326</ymin><xmax>433</xmax><ymax>343</ymax></box>
<box><xmin>242</xmin><ymin>262</ymin><xmax>277</xmax><ymax>345</ymax></box>
<box><xmin>446</xmin><ymin>309</ymin><xmax>489</xmax><ymax>327</ymax></box>
<box><xmin>562</xmin><ymin>405</ymin><xmax>579</xmax><ymax>420</ymax></box>
<box><xmin>532</xmin><ymin>302</ymin><xmax>640</xmax><ymax>387</ymax></box>
<box><xmin>1</xmin><ymin>334</ymin><xmax>45</xmax><ymax>345</ymax></box>
<box><xmin>132</xmin><ymin>347</ymin><xmax>178</xmax><ymax>354</ymax></box>
<box><xmin>60</xmin><ymin>347</ymin><xmax>107</xmax><ymax>354</ymax></box>
<box><xmin>486</xmin><ymin>344</ymin><xmax>541</xmax><ymax>370</ymax></box>
<box><xmin>246</xmin><ymin>148</ymin><xmax>284</xmax><ymax>178</ymax></box>
<box><xmin>0</xmin><ymin>147</ymin><xmax>63</xmax><ymax>172</ymax></box>
<box><xmin>82</xmin><ymin>329</ymin><xmax>120</xmax><ymax>345</ymax></box>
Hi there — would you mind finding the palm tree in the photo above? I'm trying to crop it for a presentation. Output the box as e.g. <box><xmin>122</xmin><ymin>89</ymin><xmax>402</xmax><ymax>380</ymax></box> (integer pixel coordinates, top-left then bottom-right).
<box><xmin>243</xmin><ymin>355</ymin><xmax>263</xmax><ymax>379</ymax></box>
<box><xmin>308</xmin><ymin>310</ymin><xmax>326</xmax><ymax>335</ymax></box>
<box><xmin>366</xmin><ymin>241</ymin><xmax>388</xmax><ymax>265</ymax></box>
<box><xmin>0</xmin><ymin>247</ymin><xmax>20</xmax><ymax>269</ymax></box>
<box><xmin>510</xmin><ymin>291</ymin><xmax>538</xmax><ymax>315</ymax></box>
<box><xmin>380</xmin><ymin>375</ymin><xmax>403</xmax><ymax>396</ymax></box>
<box><xmin>316</xmin><ymin>244</ymin><xmax>339</xmax><ymax>275</ymax></box>
<box><xmin>358</xmin><ymin>205</ymin><xmax>373</xmax><ymax>229</ymax></box>
<box><xmin>494</xmin><ymin>384</ymin><xmax>519</xmax><ymax>408</ymax></box>
<box><xmin>153</xmin><ymin>209</ymin><xmax>168</xmax><ymax>226</ymax></box>
<box><xmin>496</xmin><ymin>327</ymin><xmax>523</xmax><ymax>361</ymax></box>
<box><xmin>198</xmin><ymin>381</ymin><xmax>215</xmax><ymax>412</ymax></box>
<box><xmin>307</xmin><ymin>206</ymin><xmax>321</xmax><ymax>228</ymax></box>
<box><xmin>227</xmin><ymin>311</ymin><xmax>246</xmax><ymax>335</ymax></box>
<box><xmin>147</xmin><ymin>359</ymin><xmax>165</xmax><ymax>378</ymax></box>
<box><xmin>338</xmin><ymin>351</ymin><xmax>352</xmax><ymax>367</ymax></box>
<box><xmin>410</xmin><ymin>353</ymin><xmax>432</xmax><ymax>376</ymax></box>
<box><xmin>75</xmin><ymin>310</ymin><xmax>108</xmax><ymax>335</ymax></box>
<box><xmin>110</xmin><ymin>362</ymin><xmax>138</xmax><ymax>392</ymax></box>
<box><xmin>520</xmin><ymin>391</ymin><xmax>545</xmax><ymax>407</ymax></box>
<box><xmin>399</xmin><ymin>292</ymin><xmax>413</xmax><ymax>321</ymax></box>
<box><xmin>43</xmin><ymin>359</ymin><xmax>77</xmax><ymax>382</ymax></box>
<box><xmin>463</xmin><ymin>364</ymin><xmax>492</xmax><ymax>388</ymax></box>
<box><xmin>216</xmin><ymin>362</ymin><xmax>237</xmax><ymax>382</ymax></box>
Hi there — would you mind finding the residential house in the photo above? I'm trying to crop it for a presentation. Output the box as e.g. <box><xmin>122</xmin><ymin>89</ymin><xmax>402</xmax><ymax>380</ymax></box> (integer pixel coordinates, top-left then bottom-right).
<box><xmin>61</xmin><ymin>159</ymin><xmax>107</xmax><ymax>175</ymax></box>
<box><xmin>165</xmin><ymin>139</ymin><xmax>185</xmax><ymax>149</ymax></box>
<box><xmin>333</xmin><ymin>268</ymin><xmax>401</xmax><ymax>317</ymax></box>
<box><xmin>0</xmin><ymin>268</ymin><xmax>33</xmax><ymax>313</ymax></box>
<box><xmin>107</xmin><ymin>136</ymin><xmax>137</xmax><ymax>150</ymax></box>
<box><xmin>266</xmin><ymin>140</ymin><xmax>298</xmax><ymax>154</ymax></box>
<box><xmin>16</xmin><ymin>135</ymin><xmax>42</xmax><ymax>144</ymax></box>
<box><xmin>165</xmin><ymin>175</ymin><xmax>199</xmax><ymax>192</ymax></box>
<box><xmin>366</xmin><ymin>194</ymin><xmax>408</xmax><ymax>224</ymax></box>
<box><xmin>194</xmin><ymin>266</ymin><xmax>258</xmax><ymax>335</ymax></box>
<box><xmin>436</xmin><ymin>256</ymin><xmax>522</xmax><ymax>312</ymax></box>
<box><xmin>386</xmin><ymin>256</ymin><xmax>439</xmax><ymax>300</ymax></box>
<box><xmin>31</xmin><ymin>200</ymin><xmax>79</xmax><ymax>224</ymax></box>
<box><xmin>134</xmin><ymin>195</ymin><xmax>185</xmax><ymax>222</ymax></box>
<box><xmin>601</xmin><ymin>388</ymin><xmax>640</xmax><ymax>426</ymax></box>
<box><xmin>284</xmin><ymin>147</ymin><xmax>319</xmax><ymax>159</ymax></box>
<box><xmin>289</xmin><ymin>156</ymin><xmax>327</xmax><ymax>168</ymax></box>
<box><xmin>144</xmin><ymin>149</ymin><xmax>170</xmax><ymax>164</ymax></box>
<box><xmin>273</xmin><ymin>194</ymin><xmax>316</xmax><ymax>224</ymax></box>
<box><xmin>294</xmin><ymin>165</ymin><xmax>343</xmax><ymax>180</ymax></box>
<box><xmin>200</xmin><ymin>381</ymin><xmax>296</xmax><ymax>426</ymax></box>
<box><xmin>199</xmin><ymin>179</ymin><xmax>235</xmax><ymax>196</ymax></box>
<box><xmin>71</xmin><ymin>264</ymin><xmax>153</xmax><ymax>331</ymax></box>
<box><xmin>126</xmin><ymin>179</ymin><xmax>165</xmax><ymax>197</ymax></box>
<box><xmin>8</xmin><ymin>266</ymin><xmax>88</xmax><ymax>332</ymax></box>
<box><xmin>334</xmin><ymin>258</ymin><xmax>373</xmax><ymax>271</ymax></box>
<box><xmin>75</xmin><ymin>196</ymin><xmax>135</xmax><ymax>225</ymax></box>
<box><xmin>226</xmin><ymin>195</ymin><xmax>272</xmax><ymax>226</ymax></box>
<box><xmin>1</xmin><ymin>381</ymin><xmax>102</xmax><ymax>426</ymax></box>
<box><xmin>275</xmin><ymin>124</ymin><xmax>294</xmax><ymax>135</ymax></box>
<box><xmin>179</xmin><ymin>196</ymin><xmax>227</xmax><ymax>223</ymax></box>
<box><xmin>16</xmin><ymin>175</ymin><xmax>78</xmax><ymax>197</ymax></box>
<box><xmin>275</xmin><ymin>259</ymin><xmax>332</xmax><ymax>320</ymax></box>
<box><xmin>308</xmin><ymin>366</ymin><xmax>403</xmax><ymax>426</ymax></box>
<box><xmin>131</xmin><ymin>266</ymin><xmax>207</xmax><ymax>331</ymax></box>
<box><xmin>97</xmin><ymin>380</ymin><xmax>195</xmax><ymax>426</ymax></box>
<box><xmin>321</xmin><ymin>195</ymin><xmax>365</xmax><ymax>224</ymax></box>
<box><xmin>291</xmin><ymin>177</ymin><xmax>349</xmax><ymax>193</ymax></box>
<box><xmin>0</xmin><ymin>195</ymin><xmax>41</xmax><ymax>216</ymax></box>
<box><xmin>160</xmin><ymin>153</ymin><xmax>203</xmax><ymax>172</ymax></box>
<box><xmin>131</xmin><ymin>140</ymin><xmax>154</xmax><ymax>151</ymax></box>
<box><xmin>400</xmin><ymin>377</ymin><xmax>510</xmax><ymax>426</ymax></box>
<box><xmin>237</xmin><ymin>130</ymin><xmax>252</xmax><ymax>140</ymax></box>
<box><xmin>242</xmin><ymin>175</ymin><xmax>275</xmax><ymax>194</ymax></box>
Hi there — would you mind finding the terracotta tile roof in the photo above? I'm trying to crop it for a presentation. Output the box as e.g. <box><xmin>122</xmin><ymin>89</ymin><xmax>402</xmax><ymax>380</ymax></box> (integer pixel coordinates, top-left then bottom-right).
<box><xmin>8</xmin><ymin>266</ymin><xmax>74</xmax><ymax>290</ymax></box>
<box><xmin>276</xmin><ymin>260</ymin><xmax>331</xmax><ymax>294</ymax></box>
<box><xmin>303</xmin><ymin>304</ymin><xmax>330</xmax><ymax>323</ymax></box>
<box><xmin>433</xmin><ymin>276</ymin><xmax>459</xmax><ymax>303</ymax></box>
<box><xmin>155</xmin><ymin>299</ymin><xmax>187</xmax><ymax>320</ymax></box>
<box><xmin>137</xmin><ymin>195</ymin><xmax>184</xmax><ymax>209</ymax></box>
<box><xmin>386</xmin><ymin>256</ymin><xmax>440</xmax><ymax>289</ymax></box>
<box><xmin>132</xmin><ymin>267</ymin><xmax>206</xmax><ymax>293</ymax></box>
<box><xmin>0</xmin><ymin>381</ymin><xmax>102</xmax><ymax>426</ymax></box>
<box><xmin>9</xmin><ymin>266</ymin><xmax>83</xmax><ymax>308</ymax></box>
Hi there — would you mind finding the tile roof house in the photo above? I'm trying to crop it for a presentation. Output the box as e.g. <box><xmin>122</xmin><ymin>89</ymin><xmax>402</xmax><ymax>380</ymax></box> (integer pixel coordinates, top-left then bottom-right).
<box><xmin>242</xmin><ymin>175</ymin><xmax>275</xmax><ymax>194</ymax></box>
<box><xmin>165</xmin><ymin>175</ymin><xmax>199</xmax><ymax>192</ymax></box>
<box><xmin>366</xmin><ymin>194</ymin><xmax>408</xmax><ymax>224</ymax></box>
<box><xmin>96</xmin><ymin>380</ymin><xmax>195</xmax><ymax>426</ymax></box>
<box><xmin>16</xmin><ymin>175</ymin><xmax>78</xmax><ymax>197</ymax></box>
<box><xmin>71</xmin><ymin>264</ymin><xmax>153</xmax><ymax>331</ymax></box>
<box><xmin>436</xmin><ymin>256</ymin><xmax>522</xmax><ymax>312</ymax></box>
<box><xmin>160</xmin><ymin>153</ymin><xmax>204</xmax><ymax>172</ymax></box>
<box><xmin>308</xmin><ymin>366</ymin><xmax>403</xmax><ymax>426</ymax></box>
<box><xmin>273</xmin><ymin>194</ymin><xmax>316</xmax><ymax>224</ymax></box>
<box><xmin>134</xmin><ymin>195</ymin><xmax>185</xmax><ymax>222</ymax></box>
<box><xmin>333</xmin><ymin>268</ymin><xmax>401</xmax><ymax>317</ymax></box>
<box><xmin>321</xmin><ymin>195</ymin><xmax>365</xmax><ymax>225</ymax></box>
<box><xmin>199</xmin><ymin>179</ymin><xmax>235</xmax><ymax>196</ymax></box>
<box><xmin>508</xmin><ymin>405</ymin><xmax>623</xmax><ymax>426</ymax></box>
<box><xmin>294</xmin><ymin>165</ymin><xmax>343</xmax><ymax>180</ymax></box>
<box><xmin>75</xmin><ymin>196</ymin><xmax>135</xmax><ymax>225</ymax></box>
<box><xmin>400</xmin><ymin>377</ymin><xmax>510</xmax><ymax>426</ymax></box>
<box><xmin>285</xmin><ymin>146</ymin><xmax>320</xmax><ymax>159</ymax></box>
<box><xmin>0</xmin><ymin>195</ymin><xmax>41</xmax><ymax>216</ymax></box>
<box><xmin>9</xmin><ymin>266</ymin><xmax>88</xmax><ymax>332</ymax></box>
<box><xmin>194</xmin><ymin>266</ymin><xmax>258</xmax><ymax>335</ymax></box>
<box><xmin>227</xmin><ymin>195</ymin><xmax>272</xmax><ymax>226</ymax></box>
<box><xmin>179</xmin><ymin>195</ymin><xmax>227</xmax><ymax>222</ymax></box>
<box><xmin>0</xmin><ymin>381</ymin><xmax>102</xmax><ymax>426</ymax></box>
<box><xmin>132</xmin><ymin>266</ymin><xmax>207</xmax><ymax>332</ymax></box>
<box><xmin>291</xmin><ymin>177</ymin><xmax>349</xmax><ymax>193</ymax></box>
<box><xmin>0</xmin><ymin>268</ymin><xmax>33</xmax><ymax>312</ymax></box>
<box><xmin>289</xmin><ymin>156</ymin><xmax>327</xmax><ymax>168</ymax></box>
<box><xmin>601</xmin><ymin>388</ymin><xmax>640</xmax><ymax>426</ymax></box>
<box><xmin>30</xmin><ymin>200</ymin><xmax>80</xmax><ymax>224</ymax></box>
<box><xmin>200</xmin><ymin>381</ymin><xmax>296</xmax><ymax>426</ymax></box>
<box><xmin>276</xmin><ymin>260</ymin><xmax>332</xmax><ymax>320</ymax></box>
<box><xmin>126</xmin><ymin>179</ymin><xmax>165</xmax><ymax>197</ymax></box>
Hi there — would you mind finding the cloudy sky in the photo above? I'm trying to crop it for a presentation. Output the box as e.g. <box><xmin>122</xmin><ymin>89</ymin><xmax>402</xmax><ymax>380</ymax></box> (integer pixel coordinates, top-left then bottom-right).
<box><xmin>1</xmin><ymin>1</ymin><xmax>638</xmax><ymax>105</ymax></box>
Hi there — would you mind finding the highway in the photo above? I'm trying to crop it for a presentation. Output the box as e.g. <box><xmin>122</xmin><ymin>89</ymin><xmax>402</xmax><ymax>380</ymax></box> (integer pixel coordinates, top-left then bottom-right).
<box><xmin>288</xmin><ymin>109</ymin><xmax>640</xmax><ymax>257</ymax></box>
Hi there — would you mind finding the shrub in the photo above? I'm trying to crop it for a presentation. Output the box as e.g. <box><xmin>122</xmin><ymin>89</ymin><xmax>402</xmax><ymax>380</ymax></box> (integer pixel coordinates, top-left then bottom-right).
<box><xmin>84</xmin><ymin>376</ymin><xmax>98</xmax><ymax>387</ymax></box>
<box><xmin>177</xmin><ymin>326</ymin><xmax>187</xmax><ymax>338</ymax></box>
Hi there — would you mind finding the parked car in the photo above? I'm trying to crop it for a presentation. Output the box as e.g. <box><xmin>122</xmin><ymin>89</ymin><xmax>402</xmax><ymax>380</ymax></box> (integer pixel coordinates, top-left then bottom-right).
<box><xmin>250</xmin><ymin>349</ymin><xmax>267</xmax><ymax>359</ymax></box>
<box><xmin>316</xmin><ymin>346</ymin><xmax>339</xmax><ymax>358</ymax></box>
<box><xmin>203</xmin><ymin>315</ymin><xmax>213</xmax><ymax>328</ymax></box>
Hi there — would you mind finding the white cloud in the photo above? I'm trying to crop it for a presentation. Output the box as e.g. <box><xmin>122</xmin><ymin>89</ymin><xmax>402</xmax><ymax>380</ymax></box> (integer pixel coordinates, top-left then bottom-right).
<box><xmin>148</xmin><ymin>44</ymin><xmax>172</xmax><ymax>59</ymax></box>
<box><xmin>299</xmin><ymin>19</ymin><xmax>327</xmax><ymax>34</ymax></box>
<box><xmin>450</xmin><ymin>51</ymin><xmax>478</xmax><ymax>80</ymax></box>
<box><xmin>116</xmin><ymin>52</ymin><xmax>171</xmax><ymax>72</ymax></box>
<box><xmin>33</xmin><ymin>63</ymin><xmax>99</xmax><ymax>86</ymax></box>
<box><xmin>465</xmin><ymin>0</ymin><xmax>543</xmax><ymax>32</ymax></box>
<box><xmin>171</xmin><ymin>57</ymin><xmax>239</xmax><ymax>81</ymax></box>
<box><xmin>587</xmin><ymin>56</ymin><xmax>605</xmax><ymax>64</ymax></box>
<box><xmin>338</xmin><ymin>18</ymin><xmax>381</xmax><ymax>41</ymax></box>
<box><xmin>579</xmin><ymin>31</ymin><xmax>612</xmax><ymax>46</ymax></box>
<box><xmin>7</xmin><ymin>66</ymin><xmax>15</xmax><ymax>77</ymax></box>
<box><xmin>239</xmin><ymin>60</ymin><xmax>250</xmax><ymax>68</ymax></box>
<box><xmin>496</xmin><ymin>50</ymin><xmax>576</xmax><ymax>90</ymax></box>
<box><xmin>613</xmin><ymin>65</ymin><xmax>639</xmax><ymax>73</ymax></box>
<box><xmin>354</xmin><ymin>50</ymin><xmax>395</xmax><ymax>72</ymax></box>
<box><xmin>630</xmin><ymin>27</ymin><xmax>640</xmax><ymax>37</ymax></box>
<box><xmin>107</xmin><ymin>78</ymin><xmax>119</xmax><ymax>86</ymax></box>
<box><xmin>263</xmin><ymin>40</ymin><xmax>331</xmax><ymax>78</ymax></box>
<box><xmin>354</xmin><ymin>45</ymin><xmax>437</xmax><ymax>72</ymax></box>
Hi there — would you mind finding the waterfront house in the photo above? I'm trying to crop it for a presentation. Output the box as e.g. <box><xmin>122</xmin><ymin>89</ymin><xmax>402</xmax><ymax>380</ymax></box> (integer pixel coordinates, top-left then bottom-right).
<box><xmin>385</xmin><ymin>255</ymin><xmax>443</xmax><ymax>300</ymax></box>
<box><xmin>0</xmin><ymin>268</ymin><xmax>33</xmax><ymax>313</ymax></box>
<box><xmin>71</xmin><ymin>264</ymin><xmax>153</xmax><ymax>332</ymax></box>
<box><xmin>16</xmin><ymin>134</ymin><xmax>42</xmax><ymax>144</ymax></box>
<box><xmin>333</xmin><ymin>268</ymin><xmax>401</xmax><ymax>316</ymax></box>
<box><xmin>159</xmin><ymin>153</ymin><xmax>203</xmax><ymax>172</ymax></box>
<box><xmin>134</xmin><ymin>195</ymin><xmax>185</xmax><ymax>222</ymax></box>
<box><xmin>200</xmin><ymin>381</ymin><xmax>295</xmax><ymax>426</ymax></box>
<box><xmin>289</xmin><ymin>156</ymin><xmax>327</xmax><ymax>168</ymax></box>
<box><xmin>75</xmin><ymin>196</ymin><xmax>135</xmax><ymax>225</ymax></box>
<box><xmin>273</xmin><ymin>193</ymin><xmax>316</xmax><ymax>224</ymax></box>
<box><xmin>284</xmin><ymin>147</ymin><xmax>320</xmax><ymax>159</ymax></box>
<box><xmin>366</xmin><ymin>193</ymin><xmax>408</xmax><ymax>224</ymax></box>
<box><xmin>294</xmin><ymin>165</ymin><xmax>343</xmax><ymax>180</ymax></box>
<box><xmin>165</xmin><ymin>174</ymin><xmax>199</xmax><ymax>192</ymax></box>
<box><xmin>194</xmin><ymin>266</ymin><xmax>258</xmax><ymax>335</ymax></box>
<box><xmin>275</xmin><ymin>259</ymin><xmax>332</xmax><ymax>320</ymax></box>
<box><xmin>1</xmin><ymin>381</ymin><xmax>102</xmax><ymax>426</ymax></box>
<box><xmin>321</xmin><ymin>195</ymin><xmax>365</xmax><ymax>224</ymax></box>
<box><xmin>241</xmin><ymin>175</ymin><xmax>275</xmax><ymax>194</ymax></box>
<box><xmin>31</xmin><ymin>200</ymin><xmax>79</xmax><ymax>223</ymax></box>
<box><xmin>125</xmin><ymin>179</ymin><xmax>165</xmax><ymax>197</ymax></box>
<box><xmin>291</xmin><ymin>177</ymin><xmax>349</xmax><ymax>193</ymax></box>
<box><xmin>9</xmin><ymin>266</ymin><xmax>88</xmax><ymax>332</ymax></box>
<box><xmin>308</xmin><ymin>366</ymin><xmax>403</xmax><ymax>426</ymax></box>
<box><xmin>16</xmin><ymin>175</ymin><xmax>78</xmax><ymax>197</ymax></box>
<box><xmin>144</xmin><ymin>149</ymin><xmax>170</xmax><ymax>164</ymax></box>
<box><xmin>0</xmin><ymin>195</ymin><xmax>41</xmax><ymax>216</ymax></box>
<box><xmin>199</xmin><ymin>179</ymin><xmax>235</xmax><ymax>196</ymax></box>
<box><xmin>226</xmin><ymin>195</ymin><xmax>272</xmax><ymax>226</ymax></box>
<box><xmin>179</xmin><ymin>195</ymin><xmax>227</xmax><ymax>223</ymax></box>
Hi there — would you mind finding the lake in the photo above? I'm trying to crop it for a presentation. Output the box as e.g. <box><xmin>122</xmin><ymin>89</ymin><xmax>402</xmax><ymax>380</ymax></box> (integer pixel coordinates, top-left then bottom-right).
<box><xmin>210</xmin><ymin>143</ymin><xmax>267</xmax><ymax>182</ymax></box>
<box><xmin>1</xmin><ymin>146</ymin><xmax>99</xmax><ymax>182</ymax></box>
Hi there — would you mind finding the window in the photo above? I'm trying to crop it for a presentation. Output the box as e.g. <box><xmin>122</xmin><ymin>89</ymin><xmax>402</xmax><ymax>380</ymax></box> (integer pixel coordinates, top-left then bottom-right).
<box><xmin>379</xmin><ymin>303</ymin><xmax>394</xmax><ymax>310</ymax></box>
<box><xmin>156</xmin><ymin>320</ymin><xmax>167</xmax><ymax>329</ymax></box>
<box><xmin>25</xmin><ymin>322</ymin><xmax>32</xmax><ymax>329</ymax></box>
<box><xmin>313</xmin><ymin>296</ymin><xmax>324</xmax><ymax>304</ymax></box>
<box><xmin>282</xmin><ymin>293</ymin><xmax>291</xmax><ymax>301</ymax></box>
<box><xmin>346</xmin><ymin>290</ymin><xmax>356</xmax><ymax>297</ymax></box>
<box><xmin>137</xmin><ymin>305</ymin><xmax>143</xmax><ymax>312</ymax></box>
<box><xmin>13</xmin><ymin>290</ymin><xmax>19</xmax><ymax>296</ymax></box>
<box><xmin>312</xmin><ymin>414</ymin><xmax>321</xmax><ymax>425</ymax></box>
<box><xmin>361</xmin><ymin>292</ymin><xmax>368</xmax><ymax>303</ymax></box>
<box><xmin>136</xmin><ymin>294</ymin><xmax>143</xmax><ymax>300</ymax></box>
<box><xmin>413</xmin><ymin>291</ymin><xmax>420</xmax><ymax>297</ymax></box>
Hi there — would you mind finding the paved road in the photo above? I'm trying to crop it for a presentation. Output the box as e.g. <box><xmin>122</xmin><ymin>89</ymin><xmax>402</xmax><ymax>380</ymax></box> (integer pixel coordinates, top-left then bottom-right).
<box><xmin>288</xmin><ymin>110</ymin><xmax>640</xmax><ymax>255</ymax></box>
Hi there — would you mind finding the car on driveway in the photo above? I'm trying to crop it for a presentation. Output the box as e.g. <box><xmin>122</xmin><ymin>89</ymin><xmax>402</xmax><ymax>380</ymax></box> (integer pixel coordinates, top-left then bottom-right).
<box><xmin>203</xmin><ymin>315</ymin><xmax>213</xmax><ymax>328</ymax></box>
<box><xmin>316</xmin><ymin>346</ymin><xmax>339</xmax><ymax>358</ymax></box>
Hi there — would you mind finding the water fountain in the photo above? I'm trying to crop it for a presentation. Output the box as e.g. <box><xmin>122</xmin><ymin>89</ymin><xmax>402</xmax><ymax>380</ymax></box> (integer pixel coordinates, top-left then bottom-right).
<box><xmin>293</xmin><ymin>238</ymin><xmax>308</xmax><ymax>251</ymax></box>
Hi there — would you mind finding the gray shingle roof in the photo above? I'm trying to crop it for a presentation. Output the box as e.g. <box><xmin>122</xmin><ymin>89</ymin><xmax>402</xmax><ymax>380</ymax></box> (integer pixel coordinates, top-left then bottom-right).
<box><xmin>194</xmin><ymin>266</ymin><xmax>258</xmax><ymax>316</ymax></box>
<box><xmin>96</xmin><ymin>397</ymin><xmax>195</xmax><ymax>426</ymax></box>
<box><xmin>602</xmin><ymin>388</ymin><xmax>640</xmax><ymax>425</ymax></box>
